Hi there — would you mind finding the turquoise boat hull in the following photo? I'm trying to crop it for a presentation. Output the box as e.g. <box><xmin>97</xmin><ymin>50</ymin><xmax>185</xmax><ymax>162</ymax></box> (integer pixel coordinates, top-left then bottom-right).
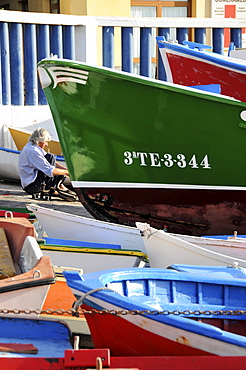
<box><xmin>38</xmin><ymin>59</ymin><xmax>246</xmax><ymax>235</ymax></box>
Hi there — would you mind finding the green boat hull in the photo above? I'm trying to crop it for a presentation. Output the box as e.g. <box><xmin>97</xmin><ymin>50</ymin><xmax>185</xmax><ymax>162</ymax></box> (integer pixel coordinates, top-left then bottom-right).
<box><xmin>38</xmin><ymin>59</ymin><xmax>246</xmax><ymax>235</ymax></box>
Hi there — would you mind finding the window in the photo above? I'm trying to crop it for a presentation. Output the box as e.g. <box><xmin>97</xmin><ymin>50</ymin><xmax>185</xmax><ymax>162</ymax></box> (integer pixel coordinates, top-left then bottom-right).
<box><xmin>131</xmin><ymin>1</ymin><xmax>191</xmax><ymax>76</ymax></box>
<box><xmin>0</xmin><ymin>3</ymin><xmax>10</xmax><ymax>9</ymax></box>
<box><xmin>131</xmin><ymin>1</ymin><xmax>190</xmax><ymax>17</ymax></box>
<box><xmin>50</xmin><ymin>0</ymin><xmax>60</xmax><ymax>13</ymax></box>
<box><xmin>19</xmin><ymin>1</ymin><xmax>28</xmax><ymax>11</ymax></box>
<box><xmin>131</xmin><ymin>6</ymin><xmax>157</xmax><ymax>77</ymax></box>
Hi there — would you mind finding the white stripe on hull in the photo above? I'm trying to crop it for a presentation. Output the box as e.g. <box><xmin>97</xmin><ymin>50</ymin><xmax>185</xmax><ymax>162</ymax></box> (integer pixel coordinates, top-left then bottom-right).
<box><xmin>72</xmin><ymin>290</ymin><xmax>246</xmax><ymax>357</ymax></box>
<box><xmin>72</xmin><ymin>180</ymin><xmax>246</xmax><ymax>191</ymax></box>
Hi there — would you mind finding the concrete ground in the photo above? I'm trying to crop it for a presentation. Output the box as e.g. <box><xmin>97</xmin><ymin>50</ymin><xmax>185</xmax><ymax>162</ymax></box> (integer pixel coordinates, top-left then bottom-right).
<box><xmin>0</xmin><ymin>178</ymin><xmax>93</xmax><ymax>218</ymax></box>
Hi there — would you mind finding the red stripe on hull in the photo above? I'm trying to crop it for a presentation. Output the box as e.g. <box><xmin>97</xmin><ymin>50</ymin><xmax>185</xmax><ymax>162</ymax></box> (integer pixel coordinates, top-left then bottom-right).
<box><xmin>111</xmin><ymin>355</ymin><xmax>246</xmax><ymax>370</ymax></box>
<box><xmin>3</xmin><ymin>354</ymin><xmax>246</xmax><ymax>370</ymax></box>
<box><xmin>166</xmin><ymin>53</ymin><xmax>246</xmax><ymax>102</ymax></box>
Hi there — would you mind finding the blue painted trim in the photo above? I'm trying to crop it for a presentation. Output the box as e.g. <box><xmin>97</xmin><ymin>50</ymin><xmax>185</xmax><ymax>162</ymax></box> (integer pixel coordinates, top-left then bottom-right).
<box><xmin>0</xmin><ymin>22</ymin><xmax>11</xmax><ymax>105</ymax></box>
<box><xmin>183</xmin><ymin>40</ymin><xmax>212</xmax><ymax>51</ymax></box>
<box><xmin>0</xmin><ymin>147</ymin><xmax>65</xmax><ymax>162</ymax></box>
<box><xmin>44</xmin><ymin>237</ymin><xmax>121</xmax><ymax>249</ymax></box>
<box><xmin>157</xmin><ymin>32</ymin><xmax>168</xmax><ymax>81</ymax></box>
<box><xmin>228</xmin><ymin>42</ymin><xmax>235</xmax><ymax>56</ymax></box>
<box><xmin>194</xmin><ymin>28</ymin><xmax>206</xmax><ymax>45</ymax></box>
<box><xmin>24</xmin><ymin>24</ymin><xmax>37</xmax><ymax>105</ymax></box>
<box><xmin>202</xmin><ymin>235</ymin><xmax>246</xmax><ymax>239</ymax></box>
<box><xmin>170</xmin><ymin>264</ymin><xmax>246</xmax><ymax>279</ymax></box>
<box><xmin>140</xmin><ymin>27</ymin><xmax>152</xmax><ymax>77</ymax></box>
<box><xmin>213</xmin><ymin>28</ymin><xmax>224</xmax><ymax>55</ymax></box>
<box><xmin>51</xmin><ymin>25</ymin><xmax>63</xmax><ymax>58</ymax></box>
<box><xmin>37</xmin><ymin>24</ymin><xmax>50</xmax><ymax>61</ymax></box>
<box><xmin>122</xmin><ymin>27</ymin><xmax>133</xmax><ymax>73</ymax></box>
<box><xmin>37</xmin><ymin>25</ymin><xmax>50</xmax><ymax>105</ymax></box>
<box><xmin>189</xmin><ymin>84</ymin><xmax>221</xmax><ymax>94</ymax></box>
<box><xmin>103</xmin><ymin>26</ymin><xmax>114</xmax><ymax>68</ymax></box>
<box><xmin>63</xmin><ymin>25</ymin><xmax>75</xmax><ymax>60</ymax></box>
<box><xmin>0</xmin><ymin>54</ymin><xmax>2</xmax><ymax>105</ymax></box>
<box><xmin>0</xmin><ymin>147</ymin><xmax>20</xmax><ymax>154</ymax></box>
<box><xmin>177</xmin><ymin>28</ymin><xmax>188</xmax><ymax>44</ymax></box>
<box><xmin>10</xmin><ymin>23</ymin><xmax>24</xmax><ymax>105</ymax></box>
<box><xmin>231</xmin><ymin>28</ymin><xmax>242</xmax><ymax>49</ymax></box>
<box><xmin>158</xmin><ymin>29</ymin><xmax>170</xmax><ymax>42</ymax></box>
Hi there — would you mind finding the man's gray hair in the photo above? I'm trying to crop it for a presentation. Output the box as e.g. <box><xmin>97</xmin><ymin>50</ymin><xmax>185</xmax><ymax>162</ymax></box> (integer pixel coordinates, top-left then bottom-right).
<box><xmin>29</xmin><ymin>128</ymin><xmax>51</xmax><ymax>144</ymax></box>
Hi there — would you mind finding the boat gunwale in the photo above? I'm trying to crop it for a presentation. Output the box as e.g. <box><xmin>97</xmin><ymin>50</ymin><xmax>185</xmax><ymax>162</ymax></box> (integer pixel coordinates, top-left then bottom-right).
<box><xmin>64</xmin><ymin>268</ymin><xmax>246</xmax><ymax>349</ymax></box>
<box><xmin>137</xmin><ymin>224</ymin><xmax>246</xmax><ymax>266</ymax></box>
<box><xmin>26</xmin><ymin>204</ymin><xmax>142</xmax><ymax>234</ymax></box>
<box><xmin>41</xmin><ymin>244</ymin><xmax>147</xmax><ymax>258</ymax></box>
<box><xmin>66</xmin><ymin>267</ymin><xmax>246</xmax><ymax>288</ymax></box>
<box><xmin>37</xmin><ymin>58</ymin><xmax>246</xmax><ymax>107</ymax></box>
<box><xmin>157</xmin><ymin>40</ymin><xmax>246</xmax><ymax>72</ymax></box>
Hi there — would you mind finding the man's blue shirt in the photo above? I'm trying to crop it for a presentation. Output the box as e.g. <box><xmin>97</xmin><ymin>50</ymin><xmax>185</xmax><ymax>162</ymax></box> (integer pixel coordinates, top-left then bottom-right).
<box><xmin>18</xmin><ymin>141</ymin><xmax>55</xmax><ymax>188</ymax></box>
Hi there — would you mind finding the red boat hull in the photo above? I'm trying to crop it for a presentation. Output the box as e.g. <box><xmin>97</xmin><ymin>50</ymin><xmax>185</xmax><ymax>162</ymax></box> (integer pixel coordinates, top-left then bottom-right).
<box><xmin>83</xmin><ymin>307</ymin><xmax>215</xmax><ymax>357</ymax></box>
<box><xmin>164</xmin><ymin>52</ymin><xmax>246</xmax><ymax>102</ymax></box>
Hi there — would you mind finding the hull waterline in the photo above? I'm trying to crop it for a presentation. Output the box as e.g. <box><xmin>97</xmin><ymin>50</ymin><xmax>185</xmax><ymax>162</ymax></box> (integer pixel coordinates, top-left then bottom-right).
<box><xmin>76</xmin><ymin>187</ymin><xmax>246</xmax><ymax>235</ymax></box>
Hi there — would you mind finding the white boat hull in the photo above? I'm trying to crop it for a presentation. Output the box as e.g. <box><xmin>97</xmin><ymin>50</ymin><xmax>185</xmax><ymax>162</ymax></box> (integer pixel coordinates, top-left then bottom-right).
<box><xmin>27</xmin><ymin>204</ymin><xmax>146</xmax><ymax>252</ymax></box>
<box><xmin>43</xmin><ymin>249</ymin><xmax>143</xmax><ymax>274</ymax></box>
<box><xmin>0</xmin><ymin>147</ymin><xmax>70</xmax><ymax>184</ymax></box>
<box><xmin>136</xmin><ymin>223</ymin><xmax>246</xmax><ymax>267</ymax></box>
<box><xmin>71</xmin><ymin>288</ymin><xmax>246</xmax><ymax>357</ymax></box>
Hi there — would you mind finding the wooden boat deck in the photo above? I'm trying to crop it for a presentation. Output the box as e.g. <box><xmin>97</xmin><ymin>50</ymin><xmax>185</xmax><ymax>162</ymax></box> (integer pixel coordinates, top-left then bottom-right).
<box><xmin>0</xmin><ymin>228</ymin><xmax>16</xmax><ymax>278</ymax></box>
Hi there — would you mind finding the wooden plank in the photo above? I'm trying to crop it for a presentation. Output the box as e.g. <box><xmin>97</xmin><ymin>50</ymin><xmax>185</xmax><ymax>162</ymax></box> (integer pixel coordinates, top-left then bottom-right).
<box><xmin>0</xmin><ymin>343</ymin><xmax>38</xmax><ymax>354</ymax></box>
<box><xmin>0</xmin><ymin>228</ymin><xmax>16</xmax><ymax>279</ymax></box>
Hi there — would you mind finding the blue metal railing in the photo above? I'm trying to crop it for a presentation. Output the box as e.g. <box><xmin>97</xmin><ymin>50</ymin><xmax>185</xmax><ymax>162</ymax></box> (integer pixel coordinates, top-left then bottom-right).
<box><xmin>0</xmin><ymin>10</ymin><xmax>245</xmax><ymax>106</ymax></box>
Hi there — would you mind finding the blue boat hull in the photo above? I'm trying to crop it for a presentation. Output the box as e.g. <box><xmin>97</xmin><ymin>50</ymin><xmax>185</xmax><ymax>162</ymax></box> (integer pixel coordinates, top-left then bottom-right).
<box><xmin>0</xmin><ymin>316</ymin><xmax>72</xmax><ymax>358</ymax></box>
<box><xmin>64</xmin><ymin>268</ymin><xmax>246</xmax><ymax>356</ymax></box>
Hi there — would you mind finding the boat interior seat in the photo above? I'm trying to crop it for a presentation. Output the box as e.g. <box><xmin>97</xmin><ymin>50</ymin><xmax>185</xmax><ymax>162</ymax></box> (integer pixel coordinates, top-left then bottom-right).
<box><xmin>0</xmin><ymin>228</ymin><xmax>16</xmax><ymax>279</ymax></box>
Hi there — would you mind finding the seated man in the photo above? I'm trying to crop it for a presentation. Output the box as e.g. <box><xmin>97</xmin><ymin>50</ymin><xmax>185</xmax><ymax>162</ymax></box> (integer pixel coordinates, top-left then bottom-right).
<box><xmin>18</xmin><ymin>127</ymin><xmax>76</xmax><ymax>201</ymax></box>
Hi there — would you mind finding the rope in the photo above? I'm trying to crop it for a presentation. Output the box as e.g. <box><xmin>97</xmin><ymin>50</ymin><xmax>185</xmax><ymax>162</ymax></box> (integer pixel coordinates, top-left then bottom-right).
<box><xmin>0</xmin><ymin>269</ymin><xmax>10</xmax><ymax>278</ymax></box>
<box><xmin>139</xmin><ymin>225</ymin><xmax>158</xmax><ymax>239</ymax></box>
<box><xmin>73</xmin><ymin>287</ymin><xmax>119</xmax><ymax>311</ymax></box>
